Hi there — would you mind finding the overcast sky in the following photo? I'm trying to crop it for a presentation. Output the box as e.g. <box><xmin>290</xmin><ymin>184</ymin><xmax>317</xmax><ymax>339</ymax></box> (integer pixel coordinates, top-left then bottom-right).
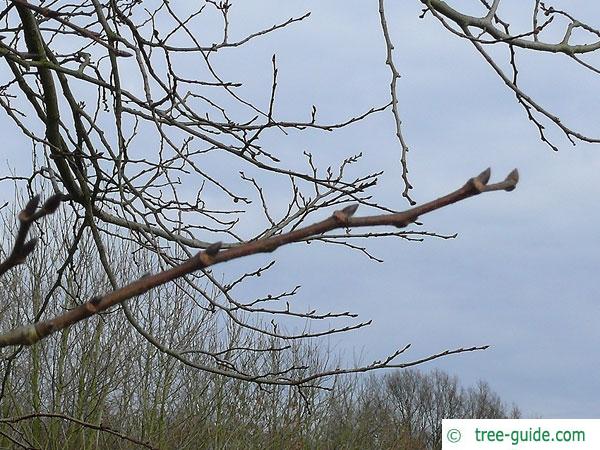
<box><xmin>2</xmin><ymin>0</ymin><xmax>600</xmax><ymax>418</ymax></box>
<box><xmin>216</xmin><ymin>0</ymin><xmax>600</xmax><ymax>418</ymax></box>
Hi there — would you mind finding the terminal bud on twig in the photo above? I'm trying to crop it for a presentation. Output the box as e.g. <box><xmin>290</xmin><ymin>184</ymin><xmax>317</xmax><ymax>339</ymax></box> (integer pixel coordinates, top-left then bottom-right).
<box><xmin>504</xmin><ymin>169</ymin><xmax>519</xmax><ymax>191</ymax></box>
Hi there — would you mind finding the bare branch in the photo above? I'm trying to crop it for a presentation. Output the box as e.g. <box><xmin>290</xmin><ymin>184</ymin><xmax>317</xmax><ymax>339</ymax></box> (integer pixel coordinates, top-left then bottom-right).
<box><xmin>0</xmin><ymin>167</ymin><xmax>517</xmax><ymax>349</ymax></box>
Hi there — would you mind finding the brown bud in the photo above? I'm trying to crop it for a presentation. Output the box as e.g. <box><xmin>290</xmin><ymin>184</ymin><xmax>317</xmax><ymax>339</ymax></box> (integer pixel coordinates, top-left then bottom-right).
<box><xmin>42</xmin><ymin>193</ymin><xmax>63</xmax><ymax>214</ymax></box>
<box><xmin>23</xmin><ymin>195</ymin><xmax>40</xmax><ymax>216</ymax></box>
<box><xmin>476</xmin><ymin>167</ymin><xmax>491</xmax><ymax>185</ymax></box>
<box><xmin>21</xmin><ymin>238</ymin><xmax>38</xmax><ymax>258</ymax></box>
<box><xmin>205</xmin><ymin>241</ymin><xmax>222</xmax><ymax>257</ymax></box>
<box><xmin>504</xmin><ymin>169</ymin><xmax>519</xmax><ymax>191</ymax></box>
<box><xmin>341</xmin><ymin>204</ymin><xmax>359</xmax><ymax>217</ymax></box>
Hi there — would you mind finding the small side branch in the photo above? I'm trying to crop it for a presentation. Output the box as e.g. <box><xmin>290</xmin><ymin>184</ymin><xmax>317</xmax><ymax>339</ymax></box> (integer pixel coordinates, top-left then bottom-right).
<box><xmin>378</xmin><ymin>0</ymin><xmax>414</xmax><ymax>204</ymax></box>
<box><xmin>0</xmin><ymin>193</ymin><xmax>63</xmax><ymax>277</ymax></box>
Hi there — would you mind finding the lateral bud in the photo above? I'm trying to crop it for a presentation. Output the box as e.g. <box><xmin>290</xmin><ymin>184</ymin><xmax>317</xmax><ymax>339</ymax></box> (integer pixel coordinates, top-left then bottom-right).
<box><xmin>205</xmin><ymin>241</ymin><xmax>223</xmax><ymax>257</ymax></box>
<box><xmin>23</xmin><ymin>195</ymin><xmax>41</xmax><ymax>217</ymax></box>
<box><xmin>341</xmin><ymin>203</ymin><xmax>359</xmax><ymax>217</ymax></box>
<box><xmin>21</xmin><ymin>238</ymin><xmax>38</xmax><ymax>258</ymax></box>
<box><xmin>395</xmin><ymin>217</ymin><xmax>417</xmax><ymax>229</ymax></box>
<box><xmin>476</xmin><ymin>167</ymin><xmax>491</xmax><ymax>185</ymax></box>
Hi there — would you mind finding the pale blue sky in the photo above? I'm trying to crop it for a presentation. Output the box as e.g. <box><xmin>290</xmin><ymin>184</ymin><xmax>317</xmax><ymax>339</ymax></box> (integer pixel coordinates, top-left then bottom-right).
<box><xmin>215</xmin><ymin>0</ymin><xmax>600</xmax><ymax>418</ymax></box>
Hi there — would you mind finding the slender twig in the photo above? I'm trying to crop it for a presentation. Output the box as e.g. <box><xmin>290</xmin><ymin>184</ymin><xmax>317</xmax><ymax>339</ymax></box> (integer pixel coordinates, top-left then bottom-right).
<box><xmin>378</xmin><ymin>0</ymin><xmax>414</xmax><ymax>204</ymax></box>
<box><xmin>0</xmin><ymin>413</ymin><xmax>156</xmax><ymax>449</ymax></box>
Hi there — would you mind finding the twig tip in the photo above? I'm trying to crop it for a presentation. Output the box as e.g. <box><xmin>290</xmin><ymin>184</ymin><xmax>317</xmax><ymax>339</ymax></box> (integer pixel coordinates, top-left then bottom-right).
<box><xmin>502</xmin><ymin>169</ymin><xmax>519</xmax><ymax>191</ymax></box>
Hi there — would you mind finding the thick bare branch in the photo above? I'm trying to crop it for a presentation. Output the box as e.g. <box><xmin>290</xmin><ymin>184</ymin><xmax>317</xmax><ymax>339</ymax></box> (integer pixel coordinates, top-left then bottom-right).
<box><xmin>0</xmin><ymin>167</ymin><xmax>517</xmax><ymax>349</ymax></box>
<box><xmin>424</xmin><ymin>0</ymin><xmax>600</xmax><ymax>54</ymax></box>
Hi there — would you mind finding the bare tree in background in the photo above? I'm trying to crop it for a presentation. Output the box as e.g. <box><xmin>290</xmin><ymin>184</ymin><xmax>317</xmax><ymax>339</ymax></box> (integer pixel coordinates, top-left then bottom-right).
<box><xmin>325</xmin><ymin>369</ymin><xmax>521</xmax><ymax>449</ymax></box>
<box><xmin>0</xmin><ymin>0</ymin><xmax>597</xmax><ymax>446</ymax></box>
